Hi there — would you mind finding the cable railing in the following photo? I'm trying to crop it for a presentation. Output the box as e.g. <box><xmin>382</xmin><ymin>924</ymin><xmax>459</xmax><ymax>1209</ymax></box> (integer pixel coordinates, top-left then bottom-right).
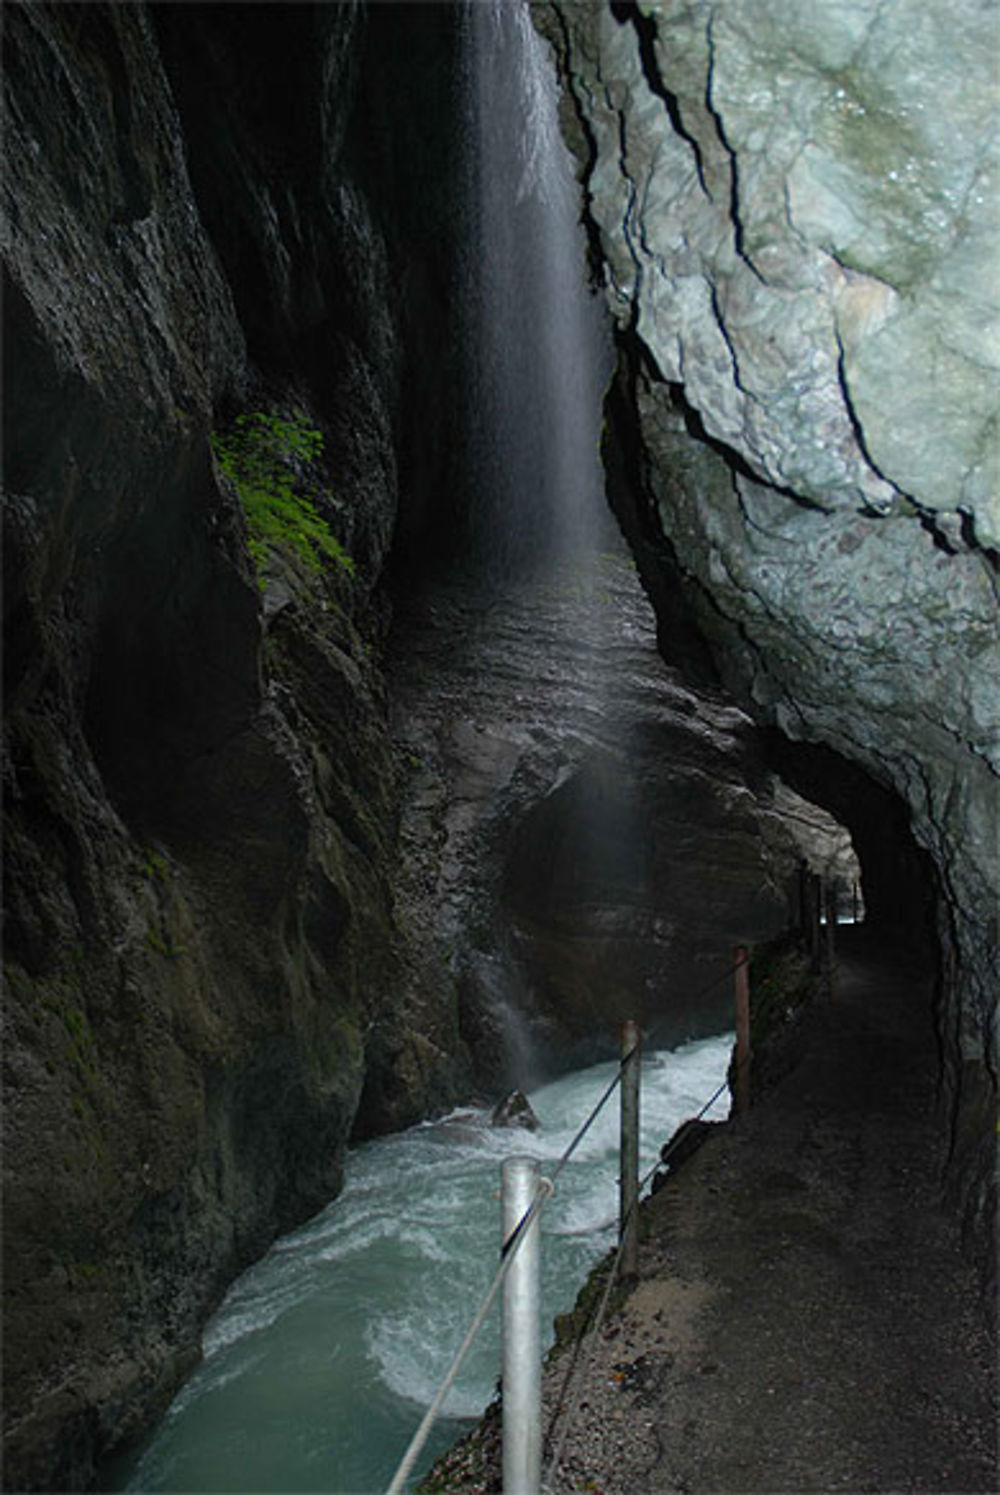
<box><xmin>385</xmin><ymin>1047</ymin><xmax>631</xmax><ymax>1495</ymax></box>
<box><xmin>384</xmin><ymin>910</ymin><xmax>840</xmax><ymax>1495</ymax></box>
<box><xmin>382</xmin><ymin>1019</ymin><xmax>728</xmax><ymax>1495</ymax></box>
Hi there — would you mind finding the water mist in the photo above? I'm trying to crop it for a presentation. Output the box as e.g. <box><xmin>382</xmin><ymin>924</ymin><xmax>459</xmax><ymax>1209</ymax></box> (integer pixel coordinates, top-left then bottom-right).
<box><xmin>113</xmin><ymin>16</ymin><xmax>733</xmax><ymax>1495</ymax></box>
<box><xmin>456</xmin><ymin>0</ymin><xmax>614</xmax><ymax>578</ymax></box>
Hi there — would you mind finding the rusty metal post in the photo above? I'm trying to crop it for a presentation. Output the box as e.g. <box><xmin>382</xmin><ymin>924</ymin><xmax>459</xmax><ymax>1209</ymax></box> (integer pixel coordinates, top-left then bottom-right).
<box><xmin>619</xmin><ymin>1020</ymin><xmax>640</xmax><ymax>1281</ymax></box>
<box><xmin>734</xmin><ymin>945</ymin><xmax>751</xmax><ymax>1115</ymax></box>
<box><xmin>824</xmin><ymin>881</ymin><xmax>837</xmax><ymax>996</ymax></box>
<box><xmin>808</xmin><ymin>873</ymin><xmax>822</xmax><ymax>965</ymax></box>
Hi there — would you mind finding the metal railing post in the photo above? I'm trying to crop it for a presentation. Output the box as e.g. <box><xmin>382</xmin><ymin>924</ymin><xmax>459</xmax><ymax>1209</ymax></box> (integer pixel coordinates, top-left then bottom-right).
<box><xmin>824</xmin><ymin>880</ymin><xmax>837</xmax><ymax>995</ymax></box>
<box><xmin>734</xmin><ymin>944</ymin><xmax>751</xmax><ymax>1115</ymax></box>
<box><xmin>808</xmin><ymin>872</ymin><xmax>822</xmax><ymax>964</ymax></box>
<box><xmin>501</xmin><ymin>1156</ymin><xmax>541</xmax><ymax>1495</ymax></box>
<box><xmin>619</xmin><ymin>1019</ymin><xmax>640</xmax><ymax>1281</ymax></box>
<box><xmin>797</xmin><ymin>860</ymin><xmax>811</xmax><ymax>942</ymax></box>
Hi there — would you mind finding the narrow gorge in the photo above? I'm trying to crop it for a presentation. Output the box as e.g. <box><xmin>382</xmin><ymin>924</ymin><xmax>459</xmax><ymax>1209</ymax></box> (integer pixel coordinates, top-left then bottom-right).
<box><xmin>2</xmin><ymin>3</ymin><xmax>996</xmax><ymax>1491</ymax></box>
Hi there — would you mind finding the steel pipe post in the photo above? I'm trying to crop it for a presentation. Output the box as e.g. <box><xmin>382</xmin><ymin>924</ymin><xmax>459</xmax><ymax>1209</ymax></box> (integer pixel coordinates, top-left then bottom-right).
<box><xmin>501</xmin><ymin>1156</ymin><xmax>541</xmax><ymax>1495</ymax></box>
<box><xmin>619</xmin><ymin>1020</ymin><xmax>640</xmax><ymax>1281</ymax></box>
<box><xmin>734</xmin><ymin>945</ymin><xmax>751</xmax><ymax>1116</ymax></box>
<box><xmin>809</xmin><ymin>873</ymin><xmax>822</xmax><ymax>964</ymax></box>
<box><xmin>824</xmin><ymin>881</ymin><xmax>837</xmax><ymax>996</ymax></box>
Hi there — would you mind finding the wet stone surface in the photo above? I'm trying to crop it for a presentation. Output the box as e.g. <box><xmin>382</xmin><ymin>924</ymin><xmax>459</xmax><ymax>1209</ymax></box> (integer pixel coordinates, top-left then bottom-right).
<box><xmin>387</xmin><ymin>555</ymin><xmax>848</xmax><ymax>1084</ymax></box>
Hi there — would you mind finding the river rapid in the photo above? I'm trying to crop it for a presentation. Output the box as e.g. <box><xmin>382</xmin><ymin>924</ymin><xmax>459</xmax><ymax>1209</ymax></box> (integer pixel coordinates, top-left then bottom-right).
<box><xmin>117</xmin><ymin>1033</ymin><xmax>733</xmax><ymax>1494</ymax></box>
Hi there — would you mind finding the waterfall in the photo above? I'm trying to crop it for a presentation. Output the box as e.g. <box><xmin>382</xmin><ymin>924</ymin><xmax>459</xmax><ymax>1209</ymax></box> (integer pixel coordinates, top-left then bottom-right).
<box><xmin>456</xmin><ymin>0</ymin><xmax>613</xmax><ymax>577</ymax></box>
<box><xmin>108</xmin><ymin>18</ymin><xmax>740</xmax><ymax>1495</ymax></box>
<box><xmin>387</xmin><ymin>0</ymin><xmax>628</xmax><ymax>1097</ymax></box>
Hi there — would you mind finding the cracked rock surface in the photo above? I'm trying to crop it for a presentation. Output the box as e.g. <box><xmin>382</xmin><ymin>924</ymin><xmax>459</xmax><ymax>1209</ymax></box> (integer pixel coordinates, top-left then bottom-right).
<box><xmin>538</xmin><ymin>0</ymin><xmax>999</xmax><ymax>1281</ymax></box>
<box><xmin>549</xmin><ymin>0</ymin><xmax>999</xmax><ymax>534</ymax></box>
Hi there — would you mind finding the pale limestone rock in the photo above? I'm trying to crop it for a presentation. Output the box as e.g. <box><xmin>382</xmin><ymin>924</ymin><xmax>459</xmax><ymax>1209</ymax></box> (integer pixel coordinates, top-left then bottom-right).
<box><xmin>561</xmin><ymin>0</ymin><xmax>1000</xmax><ymax>534</ymax></box>
<box><xmin>543</xmin><ymin>0</ymin><xmax>999</xmax><ymax>1273</ymax></box>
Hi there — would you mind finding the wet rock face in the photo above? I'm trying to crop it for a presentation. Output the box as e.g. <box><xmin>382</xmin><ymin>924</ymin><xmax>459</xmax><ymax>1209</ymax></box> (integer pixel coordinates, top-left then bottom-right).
<box><xmin>386</xmin><ymin>556</ymin><xmax>844</xmax><ymax>1083</ymax></box>
<box><xmin>548</xmin><ymin>0</ymin><xmax>999</xmax><ymax>541</ymax></box>
<box><xmin>1</xmin><ymin>4</ymin><xmax>456</xmax><ymax>1487</ymax></box>
<box><xmin>542</xmin><ymin>0</ymin><xmax>998</xmax><ymax>1276</ymax></box>
<box><xmin>490</xmin><ymin>1089</ymin><xmax>540</xmax><ymax>1131</ymax></box>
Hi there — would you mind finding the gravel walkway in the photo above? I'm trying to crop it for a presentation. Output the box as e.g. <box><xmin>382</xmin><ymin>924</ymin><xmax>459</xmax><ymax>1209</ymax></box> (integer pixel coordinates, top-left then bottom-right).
<box><xmin>423</xmin><ymin>928</ymin><xmax>997</xmax><ymax>1494</ymax></box>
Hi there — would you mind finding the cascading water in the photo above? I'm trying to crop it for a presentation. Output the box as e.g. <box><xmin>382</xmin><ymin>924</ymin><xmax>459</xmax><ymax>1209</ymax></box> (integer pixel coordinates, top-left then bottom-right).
<box><xmin>416</xmin><ymin>0</ymin><xmax>639</xmax><ymax>1083</ymax></box>
<box><xmin>456</xmin><ymin>0</ymin><xmax>613</xmax><ymax>576</ymax></box>
<box><xmin>108</xmin><ymin>10</ymin><xmax>740</xmax><ymax>1494</ymax></box>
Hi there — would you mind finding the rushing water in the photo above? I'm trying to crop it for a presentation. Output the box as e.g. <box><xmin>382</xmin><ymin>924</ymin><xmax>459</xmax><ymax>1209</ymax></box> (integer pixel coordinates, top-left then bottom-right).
<box><xmin>456</xmin><ymin>0</ymin><xmax>613</xmax><ymax>577</ymax></box>
<box><xmin>117</xmin><ymin>1034</ymin><xmax>732</xmax><ymax>1495</ymax></box>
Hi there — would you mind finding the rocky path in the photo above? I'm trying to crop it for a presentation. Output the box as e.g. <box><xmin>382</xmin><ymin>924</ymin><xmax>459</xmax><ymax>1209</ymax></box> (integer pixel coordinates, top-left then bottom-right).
<box><xmin>425</xmin><ymin>928</ymin><xmax>998</xmax><ymax>1493</ymax></box>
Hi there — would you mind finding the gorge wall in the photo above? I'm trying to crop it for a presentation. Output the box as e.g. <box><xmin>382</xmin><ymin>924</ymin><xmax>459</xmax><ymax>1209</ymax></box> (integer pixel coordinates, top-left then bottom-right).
<box><xmin>383</xmin><ymin>559</ymin><xmax>851</xmax><ymax>1101</ymax></box>
<box><xmin>2</xmin><ymin>5</ymin><xmax>469</xmax><ymax>1488</ymax></box>
<box><xmin>2</xmin><ymin>2</ymin><xmax>996</xmax><ymax>1490</ymax></box>
<box><xmin>537</xmin><ymin>0</ymin><xmax>998</xmax><ymax>1273</ymax></box>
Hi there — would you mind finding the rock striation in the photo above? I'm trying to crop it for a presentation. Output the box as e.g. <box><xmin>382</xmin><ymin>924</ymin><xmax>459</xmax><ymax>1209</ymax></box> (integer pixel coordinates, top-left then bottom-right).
<box><xmin>386</xmin><ymin>554</ymin><xmax>852</xmax><ymax>1085</ymax></box>
<box><xmin>538</xmin><ymin>0</ymin><xmax>998</xmax><ymax>1279</ymax></box>
<box><xmin>2</xmin><ymin>4</ymin><xmax>462</xmax><ymax>1487</ymax></box>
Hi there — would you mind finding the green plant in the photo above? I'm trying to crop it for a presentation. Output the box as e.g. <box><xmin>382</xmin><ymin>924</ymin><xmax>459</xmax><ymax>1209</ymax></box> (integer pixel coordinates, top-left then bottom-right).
<box><xmin>142</xmin><ymin>850</ymin><xmax>169</xmax><ymax>883</ymax></box>
<box><xmin>144</xmin><ymin>927</ymin><xmax>185</xmax><ymax>959</ymax></box>
<box><xmin>210</xmin><ymin>410</ymin><xmax>355</xmax><ymax>588</ymax></box>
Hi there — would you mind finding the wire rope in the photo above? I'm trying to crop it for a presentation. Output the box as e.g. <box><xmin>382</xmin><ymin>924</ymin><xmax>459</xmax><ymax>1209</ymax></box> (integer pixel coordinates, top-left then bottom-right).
<box><xmin>385</xmin><ymin>1026</ymin><xmax>731</xmax><ymax>1494</ymax></box>
<box><xmin>544</xmin><ymin>1063</ymin><xmax>733</xmax><ymax>1491</ymax></box>
<box><xmin>384</xmin><ymin>1174</ymin><xmax>554</xmax><ymax>1495</ymax></box>
<box><xmin>384</xmin><ymin>1050</ymin><xmax>632</xmax><ymax>1493</ymax></box>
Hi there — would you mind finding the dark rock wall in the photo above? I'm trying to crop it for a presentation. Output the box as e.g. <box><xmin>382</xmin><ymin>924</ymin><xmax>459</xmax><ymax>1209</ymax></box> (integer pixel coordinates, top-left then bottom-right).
<box><xmin>1</xmin><ymin>3</ymin><xmax>461</xmax><ymax>1488</ymax></box>
<box><xmin>385</xmin><ymin>561</ymin><xmax>829</xmax><ymax>1094</ymax></box>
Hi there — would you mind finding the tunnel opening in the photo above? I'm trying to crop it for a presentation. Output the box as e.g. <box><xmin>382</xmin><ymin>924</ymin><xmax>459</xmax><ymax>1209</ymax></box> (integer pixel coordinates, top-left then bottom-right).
<box><xmin>497</xmin><ymin>727</ymin><xmax>864</xmax><ymax>1076</ymax></box>
<box><xmin>759</xmin><ymin>730</ymin><xmax>939</xmax><ymax>950</ymax></box>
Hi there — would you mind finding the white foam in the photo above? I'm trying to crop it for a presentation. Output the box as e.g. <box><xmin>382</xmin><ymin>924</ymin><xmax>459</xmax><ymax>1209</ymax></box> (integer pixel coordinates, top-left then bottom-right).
<box><xmin>134</xmin><ymin>1030</ymin><xmax>735</xmax><ymax>1495</ymax></box>
<box><xmin>203</xmin><ymin>1273</ymin><xmax>313</xmax><ymax>1358</ymax></box>
<box><xmin>366</xmin><ymin>1313</ymin><xmax>493</xmax><ymax>1421</ymax></box>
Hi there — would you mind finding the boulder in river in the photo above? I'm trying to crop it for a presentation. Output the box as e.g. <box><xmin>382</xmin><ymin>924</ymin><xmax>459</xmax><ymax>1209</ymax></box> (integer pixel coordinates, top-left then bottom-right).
<box><xmin>490</xmin><ymin>1090</ymin><xmax>540</xmax><ymax>1132</ymax></box>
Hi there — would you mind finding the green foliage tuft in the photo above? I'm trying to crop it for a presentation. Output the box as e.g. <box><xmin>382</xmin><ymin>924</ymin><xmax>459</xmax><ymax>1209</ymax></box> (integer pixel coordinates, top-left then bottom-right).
<box><xmin>142</xmin><ymin>849</ymin><xmax>169</xmax><ymax>883</ymax></box>
<box><xmin>144</xmin><ymin>927</ymin><xmax>186</xmax><ymax>960</ymax></box>
<box><xmin>211</xmin><ymin>410</ymin><xmax>355</xmax><ymax>589</ymax></box>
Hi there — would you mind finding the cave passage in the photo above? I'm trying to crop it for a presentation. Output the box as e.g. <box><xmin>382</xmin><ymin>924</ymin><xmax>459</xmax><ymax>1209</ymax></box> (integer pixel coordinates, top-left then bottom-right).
<box><xmin>506</xmin><ymin>921</ymin><xmax>997</xmax><ymax>1494</ymax></box>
